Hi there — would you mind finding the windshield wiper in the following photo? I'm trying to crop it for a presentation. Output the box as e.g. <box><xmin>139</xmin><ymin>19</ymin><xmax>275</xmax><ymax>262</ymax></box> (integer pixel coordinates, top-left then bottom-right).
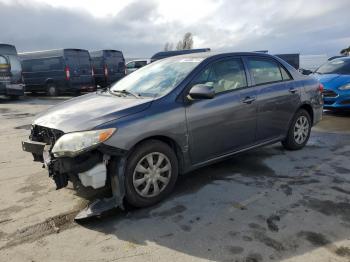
<box><xmin>110</xmin><ymin>89</ymin><xmax>141</xmax><ymax>98</ymax></box>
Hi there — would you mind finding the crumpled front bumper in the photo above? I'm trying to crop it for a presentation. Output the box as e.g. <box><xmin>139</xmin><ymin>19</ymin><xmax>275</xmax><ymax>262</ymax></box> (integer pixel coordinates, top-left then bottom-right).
<box><xmin>22</xmin><ymin>136</ymin><xmax>128</xmax><ymax>219</ymax></box>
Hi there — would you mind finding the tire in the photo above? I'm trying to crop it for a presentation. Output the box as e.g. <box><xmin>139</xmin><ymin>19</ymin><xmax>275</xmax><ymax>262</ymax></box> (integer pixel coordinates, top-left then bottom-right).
<box><xmin>282</xmin><ymin>109</ymin><xmax>311</xmax><ymax>150</ymax></box>
<box><xmin>123</xmin><ymin>140</ymin><xmax>178</xmax><ymax>207</ymax></box>
<box><xmin>7</xmin><ymin>95</ymin><xmax>20</xmax><ymax>100</ymax></box>
<box><xmin>46</xmin><ymin>84</ymin><xmax>58</xmax><ymax>96</ymax></box>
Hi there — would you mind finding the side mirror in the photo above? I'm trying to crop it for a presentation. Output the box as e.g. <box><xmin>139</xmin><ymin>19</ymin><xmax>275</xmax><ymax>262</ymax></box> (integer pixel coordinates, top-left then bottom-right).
<box><xmin>188</xmin><ymin>84</ymin><xmax>215</xmax><ymax>100</ymax></box>
<box><xmin>299</xmin><ymin>68</ymin><xmax>313</xmax><ymax>75</ymax></box>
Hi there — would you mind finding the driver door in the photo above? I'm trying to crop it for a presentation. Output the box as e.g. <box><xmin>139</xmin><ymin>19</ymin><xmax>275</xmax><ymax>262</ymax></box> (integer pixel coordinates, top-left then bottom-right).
<box><xmin>185</xmin><ymin>57</ymin><xmax>257</xmax><ymax>165</ymax></box>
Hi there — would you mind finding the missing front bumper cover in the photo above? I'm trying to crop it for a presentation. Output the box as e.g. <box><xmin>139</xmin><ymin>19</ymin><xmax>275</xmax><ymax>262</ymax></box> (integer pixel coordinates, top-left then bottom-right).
<box><xmin>22</xmin><ymin>138</ymin><xmax>128</xmax><ymax>219</ymax></box>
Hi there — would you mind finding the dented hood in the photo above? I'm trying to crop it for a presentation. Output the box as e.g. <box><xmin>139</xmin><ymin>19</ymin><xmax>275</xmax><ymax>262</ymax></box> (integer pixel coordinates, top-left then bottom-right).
<box><xmin>33</xmin><ymin>92</ymin><xmax>153</xmax><ymax>133</ymax></box>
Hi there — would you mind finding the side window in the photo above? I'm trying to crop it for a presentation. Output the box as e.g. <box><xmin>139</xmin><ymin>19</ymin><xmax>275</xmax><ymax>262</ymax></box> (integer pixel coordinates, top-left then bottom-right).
<box><xmin>0</xmin><ymin>55</ymin><xmax>8</xmax><ymax>65</ymax></box>
<box><xmin>126</xmin><ymin>61</ymin><xmax>135</xmax><ymax>69</ymax></box>
<box><xmin>247</xmin><ymin>58</ymin><xmax>283</xmax><ymax>85</ymax></box>
<box><xmin>48</xmin><ymin>58</ymin><xmax>63</xmax><ymax>70</ymax></box>
<box><xmin>135</xmin><ymin>61</ymin><xmax>147</xmax><ymax>68</ymax></box>
<box><xmin>192</xmin><ymin>58</ymin><xmax>247</xmax><ymax>94</ymax></box>
<box><xmin>280</xmin><ymin>66</ymin><xmax>292</xmax><ymax>80</ymax></box>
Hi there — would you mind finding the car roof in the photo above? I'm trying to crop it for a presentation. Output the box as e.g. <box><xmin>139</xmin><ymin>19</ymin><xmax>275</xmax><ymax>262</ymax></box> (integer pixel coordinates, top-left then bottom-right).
<box><xmin>19</xmin><ymin>48</ymin><xmax>89</xmax><ymax>59</ymax></box>
<box><xmin>128</xmin><ymin>59</ymin><xmax>150</xmax><ymax>62</ymax></box>
<box><xmin>163</xmin><ymin>51</ymin><xmax>281</xmax><ymax>61</ymax></box>
<box><xmin>151</xmin><ymin>48</ymin><xmax>211</xmax><ymax>60</ymax></box>
<box><xmin>332</xmin><ymin>56</ymin><xmax>350</xmax><ymax>61</ymax></box>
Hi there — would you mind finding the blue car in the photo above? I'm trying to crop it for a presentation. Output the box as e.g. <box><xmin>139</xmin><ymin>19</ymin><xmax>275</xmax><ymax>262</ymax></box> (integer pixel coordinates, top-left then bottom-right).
<box><xmin>313</xmin><ymin>57</ymin><xmax>350</xmax><ymax>110</ymax></box>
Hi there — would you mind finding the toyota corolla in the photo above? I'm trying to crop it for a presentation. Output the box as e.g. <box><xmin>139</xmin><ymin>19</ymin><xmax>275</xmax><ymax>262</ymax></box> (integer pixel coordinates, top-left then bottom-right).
<box><xmin>22</xmin><ymin>52</ymin><xmax>323</xmax><ymax>218</ymax></box>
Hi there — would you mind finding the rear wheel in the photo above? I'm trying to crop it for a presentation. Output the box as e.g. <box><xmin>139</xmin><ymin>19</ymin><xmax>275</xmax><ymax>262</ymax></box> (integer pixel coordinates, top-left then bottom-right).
<box><xmin>282</xmin><ymin>109</ymin><xmax>311</xmax><ymax>150</ymax></box>
<box><xmin>123</xmin><ymin>140</ymin><xmax>178</xmax><ymax>207</ymax></box>
<box><xmin>46</xmin><ymin>84</ymin><xmax>58</xmax><ymax>96</ymax></box>
<box><xmin>7</xmin><ymin>95</ymin><xmax>20</xmax><ymax>100</ymax></box>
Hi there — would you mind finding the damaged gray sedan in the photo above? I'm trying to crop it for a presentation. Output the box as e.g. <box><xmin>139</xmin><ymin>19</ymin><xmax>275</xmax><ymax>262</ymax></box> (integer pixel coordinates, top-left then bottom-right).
<box><xmin>22</xmin><ymin>52</ymin><xmax>323</xmax><ymax>219</ymax></box>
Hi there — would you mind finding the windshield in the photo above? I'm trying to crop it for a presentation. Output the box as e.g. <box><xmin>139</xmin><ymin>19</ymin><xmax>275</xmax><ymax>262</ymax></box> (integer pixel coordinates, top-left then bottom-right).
<box><xmin>315</xmin><ymin>59</ymin><xmax>350</xmax><ymax>75</ymax></box>
<box><xmin>110</xmin><ymin>57</ymin><xmax>203</xmax><ymax>97</ymax></box>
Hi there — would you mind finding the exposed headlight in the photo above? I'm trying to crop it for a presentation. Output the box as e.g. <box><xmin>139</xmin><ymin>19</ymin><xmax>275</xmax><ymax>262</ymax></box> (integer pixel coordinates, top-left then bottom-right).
<box><xmin>339</xmin><ymin>83</ymin><xmax>350</xmax><ymax>90</ymax></box>
<box><xmin>52</xmin><ymin>128</ymin><xmax>116</xmax><ymax>157</ymax></box>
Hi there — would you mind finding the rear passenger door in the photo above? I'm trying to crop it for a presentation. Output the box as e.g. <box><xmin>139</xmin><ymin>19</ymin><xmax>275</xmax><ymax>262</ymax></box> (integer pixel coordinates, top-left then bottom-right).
<box><xmin>186</xmin><ymin>57</ymin><xmax>257</xmax><ymax>164</ymax></box>
<box><xmin>245</xmin><ymin>57</ymin><xmax>300</xmax><ymax>142</ymax></box>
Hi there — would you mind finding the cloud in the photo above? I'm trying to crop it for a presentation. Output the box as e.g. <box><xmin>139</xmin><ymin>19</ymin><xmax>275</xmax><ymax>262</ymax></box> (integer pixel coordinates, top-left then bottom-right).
<box><xmin>0</xmin><ymin>0</ymin><xmax>349</xmax><ymax>57</ymax></box>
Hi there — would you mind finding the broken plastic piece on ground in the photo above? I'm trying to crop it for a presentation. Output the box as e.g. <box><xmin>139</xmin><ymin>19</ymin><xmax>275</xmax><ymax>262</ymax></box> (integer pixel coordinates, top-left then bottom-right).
<box><xmin>75</xmin><ymin>197</ymin><xmax>120</xmax><ymax>220</ymax></box>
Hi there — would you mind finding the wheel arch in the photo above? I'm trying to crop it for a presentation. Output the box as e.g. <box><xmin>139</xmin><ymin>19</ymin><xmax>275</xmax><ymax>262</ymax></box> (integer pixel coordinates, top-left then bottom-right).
<box><xmin>128</xmin><ymin>135</ymin><xmax>185</xmax><ymax>174</ymax></box>
<box><xmin>298</xmin><ymin>103</ymin><xmax>314</xmax><ymax>125</ymax></box>
<box><xmin>45</xmin><ymin>78</ymin><xmax>55</xmax><ymax>85</ymax></box>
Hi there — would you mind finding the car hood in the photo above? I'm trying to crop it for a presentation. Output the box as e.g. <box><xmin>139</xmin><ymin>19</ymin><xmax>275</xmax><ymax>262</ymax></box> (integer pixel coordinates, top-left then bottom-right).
<box><xmin>312</xmin><ymin>73</ymin><xmax>350</xmax><ymax>89</ymax></box>
<box><xmin>33</xmin><ymin>92</ymin><xmax>153</xmax><ymax>133</ymax></box>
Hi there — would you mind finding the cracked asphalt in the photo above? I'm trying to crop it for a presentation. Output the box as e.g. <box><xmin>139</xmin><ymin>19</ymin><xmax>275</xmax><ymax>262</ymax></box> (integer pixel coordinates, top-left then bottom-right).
<box><xmin>0</xmin><ymin>95</ymin><xmax>350</xmax><ymax>262</ymax></box>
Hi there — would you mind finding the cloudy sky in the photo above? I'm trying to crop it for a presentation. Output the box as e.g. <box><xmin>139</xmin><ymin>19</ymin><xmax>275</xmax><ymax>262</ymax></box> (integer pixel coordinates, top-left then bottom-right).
<box><xmin>0</xmin><ymin>0</ymin><xmax>349</xmax><ymax>57</ymax></box>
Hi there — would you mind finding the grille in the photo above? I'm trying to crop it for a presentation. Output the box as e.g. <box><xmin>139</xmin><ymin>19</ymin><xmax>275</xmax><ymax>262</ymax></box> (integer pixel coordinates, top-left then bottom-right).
<box><xmin>30</xmin><ymin>125</ymin><xmax>64</xmax><ymax>145</ymax></box>
<box><xmin>323</xmin><ymin>100</ymin><xmax>334</xmax><ymax>105</ymax></box>
<box><xmin>323</xmin><ymin>89</ymin><xmax>338</xmax><ymax>98</ymax></box>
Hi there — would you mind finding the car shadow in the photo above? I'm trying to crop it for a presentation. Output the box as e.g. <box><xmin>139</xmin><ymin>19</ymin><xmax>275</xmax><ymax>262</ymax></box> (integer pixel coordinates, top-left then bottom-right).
<box><xmin>324</xmin><ymin>109</ymin><xmax>350</xmax><ymax>117</ymax></box>
<box><xmin>76</xmin><ymin>135</ymin><xmax>350</xmax><ymax>261</ymax></box>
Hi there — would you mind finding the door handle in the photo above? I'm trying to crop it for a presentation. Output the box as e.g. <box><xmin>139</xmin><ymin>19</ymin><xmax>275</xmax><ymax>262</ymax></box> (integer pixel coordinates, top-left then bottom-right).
<box><xmin>289</xmin><ymin>88</ymin><xmax>298</xmax><ymax>93</ymax></box>
<box><xmin>241</xmin><ymin>96</ymin><xmax>256</xmax><ymax>104</ymax></box>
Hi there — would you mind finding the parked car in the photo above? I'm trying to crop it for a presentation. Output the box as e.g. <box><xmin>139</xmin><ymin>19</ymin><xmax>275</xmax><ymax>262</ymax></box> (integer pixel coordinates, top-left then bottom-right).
<box><xmin>0</xmin><ymin>44</ymin><xmax>25</xmax><ymax>98</ymax></box>
<box><xmin>19</xmin><ymin>49</ymin><xmax>95</xmax><ymax>96</ymax></box>
<box><xmin>275</xmin><ymin>53</ymin><xmax>300</xmax><ymax>69</ymax></box>
<box><xmin>125</xmin><ymin>59</ymin><xmax>151</xmax><ymax>74</ymax></box>
<box><xmin>22</xmin><ymin>52</ymin><xmax>323</xmax><ymax>218</ymax></box>
<box><xmin>151</xmin><ymin>48</ymin><xmax>211</xmax><ymax>62</ymax></box>
<box><xmin>328</xmin><ymin>55</ymin><xmax>346</xmax><ymax>61</ymax></box>
<box><xmin>90</xmin><ymin>50</ymin><xmax>126</xmax><ymax>88</ymax></box>
<box><xmin>312</xmin><ymin>57</ymin><xmax>350</xmax><ymax>110</ymax></box>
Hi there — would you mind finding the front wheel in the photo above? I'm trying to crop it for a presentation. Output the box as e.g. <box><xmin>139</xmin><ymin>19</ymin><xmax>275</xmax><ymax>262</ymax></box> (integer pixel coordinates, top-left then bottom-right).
<box><xmin>282</xmin><ymin>109</ymin><xmax>311</xmax><ymax>150</ymax></box>
<box><xmin>123</xmin><ymin>140</ymin><xmax>178</xmax><ymax>207</ymax></box>
<box><xmin>7</xmin><ymin>95</ymin><xmax>20</xmax><ymax>100</ymax></box>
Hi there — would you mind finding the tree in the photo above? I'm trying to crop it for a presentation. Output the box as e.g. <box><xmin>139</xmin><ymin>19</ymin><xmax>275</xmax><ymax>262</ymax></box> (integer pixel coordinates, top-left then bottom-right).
<box><xmin>340</xmin><ymin>46</ymin><xmax>350</xmax><ymax>56</ymax></box>
<box><xmin>163</xmin><ymin>42</ymin><xmax>170</xmax><ymax>51</ymax></box>
<box><xmin>176</xmin><ymin>40</ymin><xmax>183</xmax><ymax>50</ymax></box>
<box><xmin>165</xmin><ymin>32</ymin><xmax>194</xmax><ymax>51</ymax></box>
<box><xmin>182</xmin><ymin>32</ymin><xmax>193</xmax><ymax>50</ymax></box>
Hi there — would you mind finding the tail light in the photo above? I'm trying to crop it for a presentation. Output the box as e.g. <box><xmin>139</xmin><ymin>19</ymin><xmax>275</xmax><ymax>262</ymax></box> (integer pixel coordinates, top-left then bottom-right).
<box><xmin>104</xmin><ymin>64</ymin><xmax>108</xmax><ymax>78</ymax></box>
<box><xmin>318</xmin><ymin>83</ymin><xmax>324</xmax><ymax>93</ymax></box>
<box><xmin>65</xmin><ymin>66</ymin><xmax>70</xmax><ymax>81</ymax></box>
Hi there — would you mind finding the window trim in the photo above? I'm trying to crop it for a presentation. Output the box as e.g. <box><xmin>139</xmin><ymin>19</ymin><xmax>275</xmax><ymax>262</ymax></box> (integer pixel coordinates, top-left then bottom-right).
<box><xmin>244</xmin><ymin>56</ymin><xmax>293</xmax><ymax>87</ymax></box>
<box><xmin>186</xmin><ymin>56</ymin><xmax>250</xmax><ymax>97</ymax></box>
<box><xmin>279</xmin><ymin>64</ymin><xmax>293</xmax><ymax>81</ymax></box>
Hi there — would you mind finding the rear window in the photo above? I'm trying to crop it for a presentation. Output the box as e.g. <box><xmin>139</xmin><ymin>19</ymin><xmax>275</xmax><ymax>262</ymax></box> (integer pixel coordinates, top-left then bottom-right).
<box><xmin>247</xmin><ymin>58</ymin><xmax>283</xmax><ymax>85</ymax></box>
<box><xmin>78</xmin><ymin>54</ymin><xmax>91</xmax><ymax>69</ymax></box>
<box><xmin>91</xmin><ymin>57</ymin><xmax>103</xmax><ymax>67</ymax></box>
<box><xmin>105</xmin><ymin>51</ymin><xmax>123</xmax><ymax>58</ymax></box>
<box><xmin>0</xmin><ymin>55</ymin><xmax>8</xmax><ymax>65</ymax></box>
<box><xmin>316</xmin><ymin>59</ymin><xmax>350</xmax><ymax>75</ymax></box>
